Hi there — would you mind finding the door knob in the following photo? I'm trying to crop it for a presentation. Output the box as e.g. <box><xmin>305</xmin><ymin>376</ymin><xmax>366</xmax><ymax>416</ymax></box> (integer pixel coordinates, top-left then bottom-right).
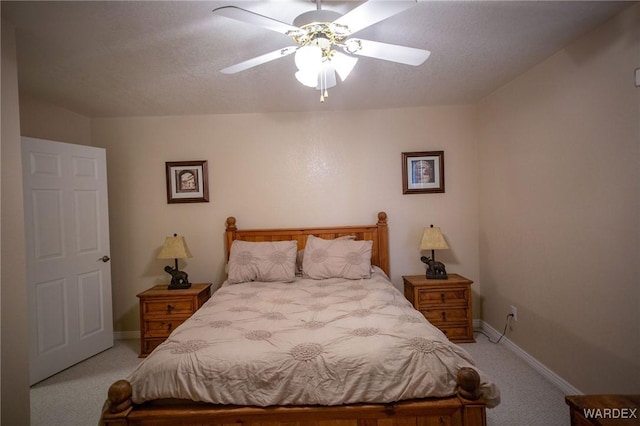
<box><xmin>99</xmin><ymin>255</ymin><xmax>110</xmax><ymax>263</ymax></box>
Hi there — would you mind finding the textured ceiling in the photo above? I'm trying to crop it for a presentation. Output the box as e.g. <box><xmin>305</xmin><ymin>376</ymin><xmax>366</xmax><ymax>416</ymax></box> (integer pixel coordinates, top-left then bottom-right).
<box><xmin>1</xmin><ymin>1</ymin><xmax>632</xmax><ymax>117</ymax></box>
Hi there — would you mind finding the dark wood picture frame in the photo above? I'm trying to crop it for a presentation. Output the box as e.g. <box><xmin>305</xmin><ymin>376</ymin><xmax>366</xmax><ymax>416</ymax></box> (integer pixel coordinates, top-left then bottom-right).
<box><xmin>166</xmin><ymin>160</ymin><xmax>209</xmax><ymax>204</ymax></box>
<box><xmin>402</xmin><ymin>151</ymin><xmax>445</xmax><ymax>194</ymax></box>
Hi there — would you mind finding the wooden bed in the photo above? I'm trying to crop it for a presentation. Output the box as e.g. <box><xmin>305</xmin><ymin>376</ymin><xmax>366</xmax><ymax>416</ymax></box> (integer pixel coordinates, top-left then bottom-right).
<box><xmin>101</xmin><ymin>212</ymin><xmax>487</xmax><ymax>426</ymax></box>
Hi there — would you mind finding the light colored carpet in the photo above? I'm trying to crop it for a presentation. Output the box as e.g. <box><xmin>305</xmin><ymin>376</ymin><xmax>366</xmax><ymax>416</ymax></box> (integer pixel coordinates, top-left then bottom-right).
<box><xmin>460</xmin><ymin>333</ymin><xmax>568</xmax><ymax>425</ymax></box>
<box><xmin>30</xmin><ymin>339</ymin><xmax>141</xmax><ymax>426</ymax></box>
<box><xmin>30</xmin><ymin>334</ymin><xmax>570</xmax><ymax>425</ymax></box>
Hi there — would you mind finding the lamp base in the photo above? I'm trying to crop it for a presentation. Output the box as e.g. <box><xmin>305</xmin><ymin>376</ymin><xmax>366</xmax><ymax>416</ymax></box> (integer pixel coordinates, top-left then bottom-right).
<box><xmin>164</xmin><ymin>265</ymin><xmax>191</xmax><ymax>290</ymax></box>
<box><xmin>420</xmin><ymin>256</ymin><xmax>448</xmax><ymax>280</ymax></box>
<box><xmin>426</xmin><ymin>271</ymin><xmax>448</xmax><ymax>280</ymax></box>
<box><xmin>168</xmin><ymin>279</ymin><xmax>191</xmax><ymax>290</ymax></box>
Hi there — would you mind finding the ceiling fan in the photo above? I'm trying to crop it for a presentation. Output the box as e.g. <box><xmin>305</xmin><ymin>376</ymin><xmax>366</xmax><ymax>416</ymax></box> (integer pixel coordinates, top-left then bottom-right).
<box><xmin>212</xmin><ymin>0</ymin><xmax>431</xmax><ymax>102</ymax></box>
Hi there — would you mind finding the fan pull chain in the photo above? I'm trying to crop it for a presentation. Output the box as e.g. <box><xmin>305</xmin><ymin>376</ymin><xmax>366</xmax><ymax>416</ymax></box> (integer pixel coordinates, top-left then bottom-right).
<box><xmin>319</xmin><ymin>66</ymin><xmax>329</xmax><ymax>102</ymax></box>
<box><xmin>320</xmin><ymin>67</ymin><xmax>325</xmax><ymax>102</ymax></box>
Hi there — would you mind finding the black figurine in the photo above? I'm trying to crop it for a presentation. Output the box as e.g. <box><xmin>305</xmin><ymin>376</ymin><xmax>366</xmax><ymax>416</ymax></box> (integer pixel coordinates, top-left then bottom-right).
<box><xmin>164</xmin><ymin>265</ymin><xmax>190</xmax><ymax>289</ymax></box>
<box><xmin>420</xmin><ymin>256</ymin><xmax>448</xmax><ymax>280</ymax></box>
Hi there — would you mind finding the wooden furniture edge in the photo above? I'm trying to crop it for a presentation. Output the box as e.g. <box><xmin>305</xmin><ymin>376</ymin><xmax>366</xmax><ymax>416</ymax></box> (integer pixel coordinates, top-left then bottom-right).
<box><xmin>565</xmin><ymin>394</ymin><xmax>640</xmax><ymax>426</ymax></box>
<box><xmin>101</xmin><ymin>367</ymin><xmax>485</xmax><ymax>425</ymax></box>
<box><xmin>137</xmin><ymin>283</ymin><xmax>212</xmax><ymax>357</ymax></box>
<box><xmin>402</xmin><ymin>274</ymin><xmax>475</xmax><ymax>343</ymax></box>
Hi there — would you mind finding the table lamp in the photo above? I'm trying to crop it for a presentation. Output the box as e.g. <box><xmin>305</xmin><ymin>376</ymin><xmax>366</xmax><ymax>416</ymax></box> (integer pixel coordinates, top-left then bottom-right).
<box><xmin>419</xmin><ymin>225</ymin><xmax>449</xmax><ymax>279</ymax></box>
<box><xmin>157</xmin><ymin>234</ymin><xmax>192</xmax><ymax>289</ymax></box>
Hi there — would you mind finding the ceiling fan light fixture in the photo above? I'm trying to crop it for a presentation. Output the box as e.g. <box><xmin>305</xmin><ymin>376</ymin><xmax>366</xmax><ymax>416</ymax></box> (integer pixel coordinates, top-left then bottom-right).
<box><xmin>343</xmin><ymin>39</ymin><xmax>362</xmax><ymax>54</ymax></box>
<box><xmin>316</xmin><ymin>64</ymin><xmax>337</xmax><ymax>103</ymax></box>
<box><xmin>295</xmin><ymin>69</ymin><xmax>319</xmax><ymax>88</ymax></box>
<box><xmin>294</xmin><ymin>45</ymin><xmax>323</xmax><ymax>71</ymax></box>
<box><xmin>316</xmin><ymin>64</ymin><xmax>336</xmax><ymax>90</ymax></box>
<box><xmin>330</xmin><ymin>52</ymin><xmax>358</xmax><ymax>82</ymax></box>
<box><xmin>213</xmin><ymin>1</ymin><xmax>428</xmax><ymax>103</ymax></box>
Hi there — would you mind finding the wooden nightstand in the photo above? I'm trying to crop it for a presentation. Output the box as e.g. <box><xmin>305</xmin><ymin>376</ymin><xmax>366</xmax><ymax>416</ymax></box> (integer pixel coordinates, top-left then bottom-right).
<box><xmin>403</xmin><ymin>274</ymin><xmax>475</xmax><ymax>343</ymax></box>
<box><xmin>137</xmin><ymin>283</ymin><xmax>212</xmax><ymax>357</ymax></box>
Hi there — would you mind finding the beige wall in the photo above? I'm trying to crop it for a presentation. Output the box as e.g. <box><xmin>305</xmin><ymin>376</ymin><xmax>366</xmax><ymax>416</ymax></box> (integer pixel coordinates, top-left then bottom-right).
<box><xmin>477</xmin><ymin>3</ymin><xmax>640</xmax><ymax>393</ymax></box>
<box><xmin>19</xmin><ymin>92</ymin><xmax>92</xmax><ymax>146</ymax></box>
<box><xmin>1</xmin><ymin>19</ymin><xmax>30</xmax><ymax>424</ymax></box>
<box><xmin>91</xmin><ymin>107</ymin><xmax>480</xmax><ymax>332</ymax></box>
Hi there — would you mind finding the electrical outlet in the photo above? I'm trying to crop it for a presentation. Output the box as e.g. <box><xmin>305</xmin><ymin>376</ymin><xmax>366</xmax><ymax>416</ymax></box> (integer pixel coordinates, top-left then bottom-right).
<box><xmin>510</xmin><ymin>305</ymin><xmax>518</xmax><ymax>322</ymax></box>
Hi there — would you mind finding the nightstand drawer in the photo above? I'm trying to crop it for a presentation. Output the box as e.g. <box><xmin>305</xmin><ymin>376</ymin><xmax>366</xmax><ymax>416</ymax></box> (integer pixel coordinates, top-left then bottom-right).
<box><xmin>143</xmin><ymin>318</ymin><xmax>188</xmax><ymax>337</ymax></box>
<box><xmin>137</xmin><ymin>283</ymin><xmax>212</xmax><ymax>357</ymax></box>
<box><xmin>142</xmin><ymin>299</ymin><xmax>195</xmax><ymax>317</ymax></box>
<box><xmin>403</xmin><ymin>274</ymin><xmax>474</xmax><ymax>343</ymax></box>
<box><xmin>420</xmin><ymin>307</ymin><xmax>468</xmax><ymax>324</ymax></box>
<box><xmin>418</xmin><ymin>288</ymin><xmax>467</xmax><ymax>306</ymax></box>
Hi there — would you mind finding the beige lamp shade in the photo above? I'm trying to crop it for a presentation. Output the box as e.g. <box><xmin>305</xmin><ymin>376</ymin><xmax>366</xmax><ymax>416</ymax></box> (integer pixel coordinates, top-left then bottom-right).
<box><xmin>157</xmin><ymin>235</ymin><xmax>192</xmax><ymax>260</ymax></box>
<box><xmin>419</xmin><ymin>227</ymin><xmax>449</xmax><ymax>251</ymax></box>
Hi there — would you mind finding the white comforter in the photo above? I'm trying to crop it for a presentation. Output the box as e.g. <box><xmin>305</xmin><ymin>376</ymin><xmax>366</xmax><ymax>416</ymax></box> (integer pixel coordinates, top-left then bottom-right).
<box><xmin>129</xmin><ymin>268</ymin><xmax>500</xmax><ymax>408</ymax></box>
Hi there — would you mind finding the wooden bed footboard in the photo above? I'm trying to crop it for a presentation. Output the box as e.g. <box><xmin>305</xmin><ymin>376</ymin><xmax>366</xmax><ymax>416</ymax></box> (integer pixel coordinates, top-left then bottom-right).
<box><xmin>101</xmin><ymin>367</ymin><xmax>486</xmax><ymax>426</ymax></box>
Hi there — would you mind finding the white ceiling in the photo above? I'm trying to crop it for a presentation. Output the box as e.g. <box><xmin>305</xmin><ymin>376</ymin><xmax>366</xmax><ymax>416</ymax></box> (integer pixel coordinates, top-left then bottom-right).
<box><xmin>1</xmin><ymin>1</ymin><xmax>632</xmax><ymax>117</ymax></box>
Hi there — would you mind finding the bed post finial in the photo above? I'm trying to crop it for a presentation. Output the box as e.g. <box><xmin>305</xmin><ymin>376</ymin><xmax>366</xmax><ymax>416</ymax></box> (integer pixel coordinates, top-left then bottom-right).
<box><xmin>377</xmin><ymin>211</ymin><xmax>387</xmax><ymax>225</ymax></box>
<box><xmin>456</xmin><ymin>367</ymin><xmax>481</xmax><ymax>400</ymax></box>
<box><xmin>225</xmin><ymin>217</ymin><xmax>237</xmax><ymax>262</ymax></box>
<box><xmin>107</xmin><ymin>379</ymin><xmax>133</xmax><ymax>413</ymax></box>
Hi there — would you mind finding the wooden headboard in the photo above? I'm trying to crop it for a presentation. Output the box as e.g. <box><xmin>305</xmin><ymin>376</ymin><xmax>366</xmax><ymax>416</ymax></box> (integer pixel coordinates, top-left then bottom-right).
<box><xmin>225</xmin><ymin>212</ymin><xmax>389</xmax><ymax>277</ymax></box>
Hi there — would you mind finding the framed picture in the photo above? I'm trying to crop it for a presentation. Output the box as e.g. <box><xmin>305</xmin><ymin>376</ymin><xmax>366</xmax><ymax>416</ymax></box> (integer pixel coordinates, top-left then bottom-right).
<box><xmin>165</xmin><ymin>160</ymin><xmax>209</xmax><ymax>203</ymax></box>
<box><xmin>402</xmin><ymin>151</ymin><xmax>445</xmax><ymax>194</ymax></box>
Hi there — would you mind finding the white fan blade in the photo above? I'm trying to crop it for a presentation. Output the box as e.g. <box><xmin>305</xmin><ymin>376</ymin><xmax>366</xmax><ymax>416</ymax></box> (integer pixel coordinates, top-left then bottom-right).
<box><xmin>221</xmin><ymin>47</ymin><xmax>297</xmax><ymax>74</ymax></box>
<box><xmin>212</xmin><ymin>6</ymin><xmax>301</xmax><ymax>35</ymax></box>
<box><xmin>333</xmin><ymin>1</ymin><xmax>417</xmax><ymax>35</ymax></box>
<box><xmin>346</xmin><ymin>39</ymin><xmax>430</xmax><ymax>66</ymax></box>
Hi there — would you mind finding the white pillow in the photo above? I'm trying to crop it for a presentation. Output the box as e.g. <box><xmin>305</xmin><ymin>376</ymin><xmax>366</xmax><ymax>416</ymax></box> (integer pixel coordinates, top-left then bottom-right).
<box><xmin>228</xmin><ymin>240</ymin><xmax>297</xmax><ymax>284</ymax></box>
<box><xmin>295</xmin><ymin>235</ymin><xmax>356</xmax><ymax>276</ymax></box>
<box><xmin>302</xmin><ymin>235</ymin><xmax>372</xmax><ymax>280</ymax></box>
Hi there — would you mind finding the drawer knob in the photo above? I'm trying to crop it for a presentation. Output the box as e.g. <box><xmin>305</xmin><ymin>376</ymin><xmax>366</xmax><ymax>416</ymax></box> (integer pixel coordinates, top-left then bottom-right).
<box><xmin>440</xmin><ymin>293</ymin><xmax>445</xmax><ymax>302</ymax></box>
<box><xmin>166</xmin><ymin>323</ymin><xmax>173</xmax><ymax>332</ymax></box>
<box><xmin>166</xmin><ymin>304</ymin><xmax>174</xmax><ymax>314</ymax></box>
<box><xmin>441</xmin><ymin>312</ymin><xmax>446</xmax><ymax>321</ymax></box>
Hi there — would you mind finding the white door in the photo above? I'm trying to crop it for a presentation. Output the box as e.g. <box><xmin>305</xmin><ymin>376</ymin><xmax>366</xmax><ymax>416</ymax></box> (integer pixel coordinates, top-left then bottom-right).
<box><xmin>22</xmin><ymin>137</ymin><xmax>113</xmax><ymax>385</ymax></box>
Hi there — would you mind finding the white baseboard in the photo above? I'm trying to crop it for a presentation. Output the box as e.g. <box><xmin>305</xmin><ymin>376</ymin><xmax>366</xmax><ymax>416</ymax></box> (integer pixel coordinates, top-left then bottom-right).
<box><xmin>477</xmin><ymin>320</ymin><xmax>582</xmax><ymax>395</ymax></box>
